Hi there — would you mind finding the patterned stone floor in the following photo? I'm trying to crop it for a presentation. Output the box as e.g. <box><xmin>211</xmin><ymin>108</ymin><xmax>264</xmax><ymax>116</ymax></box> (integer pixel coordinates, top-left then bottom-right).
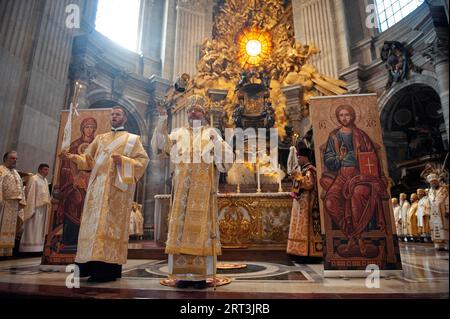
<box><xmin>0</xmin><ymin>243</ymin><xmax>447</xmax><ymax>299</ymax></box>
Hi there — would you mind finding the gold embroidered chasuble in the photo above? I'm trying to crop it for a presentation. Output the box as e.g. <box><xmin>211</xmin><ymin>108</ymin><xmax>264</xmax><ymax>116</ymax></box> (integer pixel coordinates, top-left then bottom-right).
<box><xmin>165</xmin><ymin>162</ymin><xmax>220</xmax><ymax>256</ymax></box>
<box><xmin>429</xmin><ymin>186</ymin><xmax>449</xmax><ymax>246</ymax></box>
<box><xmin>406</xmin><ymin>201</ymin><xmax>419</xmax><ymax>236</ymax></box>
<box><xmin>72</xmin><ymin>131</ymin><xmax>149</xmax><ymax>265</ymax></box>
<box><xmin>163</xmin><ymin>126</ymin><xmax>233</xmax><ymax>279</ymax></box>
<box><xmin>0</xmin><ymin>165</ymin><xmax>26</xmax><ymax>256</ymax></box>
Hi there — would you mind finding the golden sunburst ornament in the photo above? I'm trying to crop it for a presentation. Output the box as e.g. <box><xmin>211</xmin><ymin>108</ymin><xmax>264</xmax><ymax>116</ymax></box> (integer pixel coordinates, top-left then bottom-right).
<box><xmin>236</xmin><ymin>27</ymin><xmax>272</xmax><ymax>68</ymax></box>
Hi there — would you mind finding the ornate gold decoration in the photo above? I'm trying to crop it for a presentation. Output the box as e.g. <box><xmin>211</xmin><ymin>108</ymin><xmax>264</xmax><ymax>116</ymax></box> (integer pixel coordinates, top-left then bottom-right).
<box><xmin>262</xmin><ymin>203</ymin><xmax>291</xmax><ymax>242</ymax></box>
<box><xmin>190</xmin><ymin>0</ymin><xmax>347</xmax><ymax>139</ymax></box>
<box><xmin>236</xmin><ymin>27</ymin><xmax>272</xmax><ymax>68</ymax></box>
<box><xmin>218</xmin><ymin>195</ymin><xmax>292</xmax><ymax>245</ymax></box>
<box><xmin>218</xmin><ymin>199</ymin><xmax>258</xmax><ymax>244</ymax></box>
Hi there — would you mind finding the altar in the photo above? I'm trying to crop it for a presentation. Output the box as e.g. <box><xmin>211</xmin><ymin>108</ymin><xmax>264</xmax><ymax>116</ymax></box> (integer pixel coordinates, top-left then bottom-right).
<box><xmin>154</xmin><ymin>192</ymin><xmax>292</xmax><ymax>248</ymax></box>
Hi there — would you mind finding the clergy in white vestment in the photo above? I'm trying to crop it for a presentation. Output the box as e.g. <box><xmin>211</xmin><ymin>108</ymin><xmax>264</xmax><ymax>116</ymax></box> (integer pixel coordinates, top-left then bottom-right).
<box><xmin>399</xmin><ymin>193</ymin><xmax>410</xmax><ymax>240</ymax></box>
<box><xmin>0</xmin><ymin>151</ymin><xmax>26</xmax><ymax>256</ymax></box>
<box><xmin>416</xmin><ymin>189</ymin><xmax>430</xmax><ymax>237</ymax></box>
<box><xmin>19</xmin><ymin>164</ymin><xmax>51</xmax><ymax>253</ymax></box>
<box><xmin>128</xmin><ymin>202</ymin><xmax>144</xmax><ymax>237</ymax></box>
<box><xmin>392</xmin><ymin>198</ymin><xmax>401</xmax><ymax>236</ymax></box>
<box><xmin>63</xmin><ymin>106</ymin><xmax>149</xmax><ymax>282</ymax></box>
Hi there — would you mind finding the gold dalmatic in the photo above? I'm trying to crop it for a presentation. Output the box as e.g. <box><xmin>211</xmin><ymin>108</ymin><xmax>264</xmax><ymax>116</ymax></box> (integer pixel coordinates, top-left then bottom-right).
<box><xmin>164</xmin><ymin>126</ymin><xmax>233</xmax><ymax>279</ymax></box>
<box><xmin>165</xmin><ymin>162</ymin><xmax>221</xmax><ymax>257</ymax></box>
<box><xmin>0</xmin><ymin>165</ymin><xmax>26</xmax><ymax>256</ymax></box>
<box><xmin>72</xmin><ymin>131</ymin><xmax>149</xmax><ymax>265</ymax></box>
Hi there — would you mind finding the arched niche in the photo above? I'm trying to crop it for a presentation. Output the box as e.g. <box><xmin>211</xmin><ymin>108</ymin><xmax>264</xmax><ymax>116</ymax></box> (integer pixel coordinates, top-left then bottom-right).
<box><xmin>379</xmin><ymin>80</ymin><xmax>446</xmax><ymax>194</ymax></box>
<box><xmin>90</xmin><ymin>99</ymin><xmax>141</xmax><ymax>136</ymax></box>
<box><xmin>86</xmin><ymin>89</ymin><xmax>149</xmax><ymax>146</ymax></box>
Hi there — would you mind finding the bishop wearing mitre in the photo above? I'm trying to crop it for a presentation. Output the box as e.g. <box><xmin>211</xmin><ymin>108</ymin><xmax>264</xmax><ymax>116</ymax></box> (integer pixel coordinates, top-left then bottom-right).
<box><xmin>152</xmin><ymin>95</ymin><xmax>234</xmax><ymax>289</ymax></box>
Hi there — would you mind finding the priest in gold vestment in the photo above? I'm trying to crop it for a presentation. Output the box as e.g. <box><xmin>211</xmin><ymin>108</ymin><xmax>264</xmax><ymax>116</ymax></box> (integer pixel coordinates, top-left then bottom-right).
<box><xmin>152</xmin><ymin>95</ymin><xmax>234</xmax><ymax>289</ymax></box>
<box><xmin>0</xmin><ymin>151</ymin><xmax>26</xmax><ymax>256</ymax></box>
<box><xmin>63</xmin><ymin>106</ymin><xmax>149</xmax><ymax>282</ymax></box>
<box><xmin>406</xmin><ymin>193</ymin><xmax>419</xmax><ymax>239</ymax></box>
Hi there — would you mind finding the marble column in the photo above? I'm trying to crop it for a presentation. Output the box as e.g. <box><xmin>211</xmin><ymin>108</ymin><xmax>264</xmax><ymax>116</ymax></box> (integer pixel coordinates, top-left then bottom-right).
<box><xmin>0</xmin><ymin>0</ymin><xmax>83</xmax><ymax>179</ymax></box>
<box><xmin>81</xmin><ymin>0</ymin><xmax>98</xmax><ymax>32</ymax></box>
<box><xmin>333</xmin><ymin>0</ymin><xmax>351</xmax><ymax>70</ymax></box>
<box><xmin>173</xmin><ymin>0</ymin><xmax>214</xmax><ymax>79</ymax></box>
<box><xmin>291</xmin><ymin>0</ymin><xmax>343</xmax><ymax>77</ymax></box>
<box><xmin>68</xmin><ymin>59</ymin><xmax>96</xmax><ymax>110</ymax></box>
<box><xmin>161</xmin><ymin>0</ymin><xmax>177</xmax><ymax>81</ymax></box>
<box><xmin>145</xmin><ymin>75</ymin><xmax>172</xmax><ymax>238</ymax></box>
<box><xmin>138</xmin><ymin>0</ymin><xmax>165</xmax><ymax>77</ymax></box>
<box><xmin>0</xmin><ymin>0</ymin><xmax>41</xmax><ymax>155</ymax></box>
<box><xmin>281</xmin><ymin>85</ymin><xmax>304</xmax><ymax>137</ymax></box>
<box><xmin>339</xmin><ymin>63</ymin><xmax>366</xmax><ymax>93</ymax></box>
<box><xmin>423</xmin><ymin>34</ymin><xmax>449</xmax><ymax>146</ymax></box>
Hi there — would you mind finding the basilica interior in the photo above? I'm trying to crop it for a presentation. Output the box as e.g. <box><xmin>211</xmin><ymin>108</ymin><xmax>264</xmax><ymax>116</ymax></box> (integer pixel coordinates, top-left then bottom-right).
<box><xmin>0</xmin><ymin>0</ymin><xmax>448</xmax><ymax>303</ymax></box>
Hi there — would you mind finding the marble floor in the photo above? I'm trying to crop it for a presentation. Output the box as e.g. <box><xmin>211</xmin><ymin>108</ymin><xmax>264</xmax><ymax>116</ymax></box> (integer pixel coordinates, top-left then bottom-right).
<box><xmin>0</xmin><ymin>243</ymin><xmax>447</xmax><ymax>299</ymax></box>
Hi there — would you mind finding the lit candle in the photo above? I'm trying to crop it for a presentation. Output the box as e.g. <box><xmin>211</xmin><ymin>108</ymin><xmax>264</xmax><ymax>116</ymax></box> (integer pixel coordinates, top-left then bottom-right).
<box><xmin>256</xmin><ymin>163</ymin><xmax>261</xmax><ymax>193</ymax></box>
<box><xmin>278</xmin><ymin>164</ymin><xmax>282</xmax><ymax>192</ymax></box>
